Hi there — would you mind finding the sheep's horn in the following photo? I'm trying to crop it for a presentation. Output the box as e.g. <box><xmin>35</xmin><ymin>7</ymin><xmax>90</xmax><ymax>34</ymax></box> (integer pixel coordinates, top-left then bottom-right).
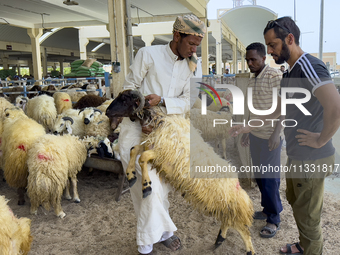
<box><xmin>62</xmin><ymin>116</ymin><xmax>74</xmax><ymax>124</ymax></box>
<box><xmin>130</xmin><ymin>90</ymin><xmax>145</xmax><ymax>114</ymax></box>
<box><xmin>94</xmin><ymin>108</ymin><xmax>102</xmax><ymax>114</ymax></box>
<box><xmin>22</xmin><ymin>97</ymin><xmax>28</xmax><ymax>102</ymax></box>
<box><xmin>78</xmin><ymin>108</ymin><xmax>85</xmax><ymax>115</ymax></box>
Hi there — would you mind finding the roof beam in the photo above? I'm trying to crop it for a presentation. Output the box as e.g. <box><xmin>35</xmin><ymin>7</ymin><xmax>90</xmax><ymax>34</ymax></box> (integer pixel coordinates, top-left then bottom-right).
<box><xmin>177</xmin><ymin>0</ymin><xmax>206</xmax><ymax>17</ymax></box>
<box><xmin>131</xmin><ymin>14</ymin><xmax>191</xmax><ymax>24</ymax></box>
<box><xmin>34</xmin><ymin>20</ymin><xmax>106</xmax><ymax>29</ymax></box>
<box><xmin>40</xmin><ymin>0</ymin><xmax>108</xmax><ymax>24</ymax></box>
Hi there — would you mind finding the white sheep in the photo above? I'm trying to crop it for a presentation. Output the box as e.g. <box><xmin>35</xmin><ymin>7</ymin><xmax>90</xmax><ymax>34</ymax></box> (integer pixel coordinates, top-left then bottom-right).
<box><xmin>2</xmin><ymin>107</ymin><xmax>46</xmax><ymax>205</ymax></box>
<box><xmin>20</xmin><ymin>94</ymin><xmax>57</xmax><ymax>132</ymax></box>
<box><xmin>0</xmin><ymin>97</ymin><xmax>15</xmax><ymax>166</ymax></box>
<box><xmin>0</xmin><ymin>195</ymin><xmax>33</xmax><ymax>255</ymax></box>
<box><xmin>62</xmin><ymin>88</ymin><xmax>87</xmax><ymax>103</ymax></box>
<box><xmin>127</xmin><ymin>108</ymin><xmax>255</xmax><ymax>255</ymax></box>
<box><xmin>27</xmin><ymin>134</ymin><xmax>113</xmax><ymax>218</ymax></box>
<box><xmin>53</xmin><ymin>92</ymin><xmax>72</xmax><ymax>114</ymax></box>
<box><xmin>52</xmin><ymin>109</ymin><xmax>85</xmax><ymax>137</ymax></box>
<box><xmin>84</xmin><ymin>109</ymin><xmax>112</xmax><ymax>138</ymax></box>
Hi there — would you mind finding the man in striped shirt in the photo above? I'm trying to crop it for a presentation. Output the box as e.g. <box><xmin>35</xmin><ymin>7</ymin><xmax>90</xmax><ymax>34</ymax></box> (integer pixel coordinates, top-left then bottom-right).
<box><xmin>231</xmin><ymin>16</ymin><xmax>340</xmax><ymax>255</ymax></box>
<box><xmin>242</xmin><ymin>42</ymin><xmax>284</xmax><ymax>239</ymax></box>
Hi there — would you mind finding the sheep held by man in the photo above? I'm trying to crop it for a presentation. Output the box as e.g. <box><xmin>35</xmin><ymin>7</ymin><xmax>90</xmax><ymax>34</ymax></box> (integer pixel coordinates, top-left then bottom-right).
<box><xmin>0</xmin><ymin>195</ymin><xmax>33</xmax><ymax>255</ymax></box>
<box><xmin>26</xmin><ymin>134</ymin><xmax>113</xmax><ymax>218</ymax></box>
<box><xmin>2</xmin><ymin>107</ymin><xmax>46</xmax><ymax>205</ymax></box>
<box><xmin>52</xmin><ymin>109</ymin><xmax>86</xmax><ymax>137</ymax></box>
<box><xmin>53</xmin><ymin>92</ymin><xmax>72</xmax><ymax>114</ymax></box>
<box><xmin>105</xmin><ymin>90</ymin><xmax>255</xmax><ymax>255</ymax></box>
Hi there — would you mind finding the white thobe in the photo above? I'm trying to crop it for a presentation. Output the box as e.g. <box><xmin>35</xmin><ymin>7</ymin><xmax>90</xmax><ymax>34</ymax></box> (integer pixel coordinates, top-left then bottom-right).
<box><xmin>119</xmin><ymin>43</ymin><xmax>193</xmax><ymax>249</ymax></box>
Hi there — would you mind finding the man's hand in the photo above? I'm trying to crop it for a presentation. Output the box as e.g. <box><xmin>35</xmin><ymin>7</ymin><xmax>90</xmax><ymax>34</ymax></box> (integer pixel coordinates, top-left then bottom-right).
<box><xmin>268</xmin><ymin>132</ymin><xmax>280</xmax><ymax>151</ymax></box>
<box><xmin>296</xmin><ymin>129</ymin><xmax>322</xmax><ymax>148</ymax></box>
<box><xmin>241</xmin><ymin>133</ymin><xmax>250</xmax><ymax>147</ymax></box>
<box><xmin>229</xmin><ymin>125</ymin><xmax>252</xmax><ymax>137</ymax></box>
<box><xmin>145</xmin><ymin>94</ymin><xmax>161</xmax><ymax>107</ymax></box>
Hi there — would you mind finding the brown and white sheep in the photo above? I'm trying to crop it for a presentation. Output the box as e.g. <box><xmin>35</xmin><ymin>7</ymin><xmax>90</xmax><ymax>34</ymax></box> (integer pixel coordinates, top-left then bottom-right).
<box><xmin>105</xmin><ymin>90</ymin><xmax>255</xmax><ymax>255</ymax></box>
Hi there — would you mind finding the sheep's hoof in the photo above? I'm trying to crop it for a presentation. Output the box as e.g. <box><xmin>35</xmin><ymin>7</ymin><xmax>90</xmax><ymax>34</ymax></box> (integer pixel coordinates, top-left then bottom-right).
<box><xmin>18</xmin><ymin>199</ymin><xmax>25</xmax><ymax>206</ymax></box>
<box><xmin>58</xmin><ymin>212</ymin><xmax>66</xmax><ymax>218</ymax></box>
<box><xmin>30</xmin><ymin>210</ymin><xmax>38</xmax><ymax>215</ymax></box>
<box><xmin>128</xmin><ymin>177</ymin><xmax>137</xmax><ymax>187</ymax></box>
<box><xmin>246</xmin><ymin>252</ymin><xmax>254</xmax><ymax>255</ymax></box>
<box><xmin>73</xmin><ymin>198</ymin><xmax>81</xmax><ymax>203</ymax></box>
<box><xmin>65</xmin><ymin>195</ymin><xmax>72</xmax><ymax>200</ymax></box>
<box><xmin>142</xmin><ymin>187</ymin><xmax>152</xmax><ymax>198</ymax></box>
<box><xmin>214</xmin><ymin>230</ymin><xmax>225</xmax><ymax>249</ymax></box>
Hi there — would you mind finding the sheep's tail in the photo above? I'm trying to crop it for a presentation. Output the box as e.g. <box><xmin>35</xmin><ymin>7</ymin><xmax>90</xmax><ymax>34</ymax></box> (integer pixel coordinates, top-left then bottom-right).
<box><xmin>235</xmin><ymin>188</ymin><xmax>254</xmax><ymax>227</ymax></box>
<box><xmin>27</xmin><ymin>171</ymin><xmax>66</xmax><ymax>212</ymax></box>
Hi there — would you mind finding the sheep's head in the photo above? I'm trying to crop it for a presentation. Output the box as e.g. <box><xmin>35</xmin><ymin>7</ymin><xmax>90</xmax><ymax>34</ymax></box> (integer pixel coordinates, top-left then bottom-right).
<box><xmin>79</xmin><ymin>107</ymin><xmax>102</xmax><ymax>125</ymax></box>
<box><xmin>82</xmin><ymin>136</ymin><xmax>113</xmax><ymax>158</ymax></box>
<box><xmin>3</xmin><ymin>107</ymin><xmax>27</xmax><ymax>122</ymax></box>
<box><xmin>52</xmin><ymin>115</ymin><xmax>74</xmax><ymax>135</ymax></box>
<box><xmin>14</xmin><ymin>96</ymin><xmax>28</xmax><ymax>111</ymax></box>
<box><xmin>106</xmin><ymin>90</ymin><xmax>145</xmax><ymax>119</ymax></box>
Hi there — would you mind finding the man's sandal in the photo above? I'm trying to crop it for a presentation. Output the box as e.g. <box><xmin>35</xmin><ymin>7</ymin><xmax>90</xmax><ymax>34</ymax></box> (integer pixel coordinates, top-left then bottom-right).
<box><xmin>160</xmin><ymin>235</ymin><xmax>182</xmax><ymax>251</ymax></box>
<box><xmin>279</xmin><ymin>242</ymin><xmax>304</xmax><ymax>254</ymax></box>
<box><xmin>259</xmin><ymin>223</ymin><xmax>280</xmax><ymax>238</ymax></box>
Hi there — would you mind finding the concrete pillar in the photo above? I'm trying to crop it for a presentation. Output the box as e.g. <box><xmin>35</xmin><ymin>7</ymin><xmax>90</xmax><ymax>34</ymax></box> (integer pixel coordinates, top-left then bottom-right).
<box><xmin>2</xmin><ymin>55</ymin><xmax>9</xmax><ymax>69</ymax></box>
<box><xmin>17</xmin><ymin>64</ymin><xmax>21</xmax><ymax>75</ymax></box>
<box><xmin>107</xmin><ymin>0</ymin><xmax>129</xmax><ymax>97</ymax></box>
<box><xmin>241</xmin><ymin>52</ymin><xmax>245</xmax><ymax>73</ymax></box>
<box><xmin>28</xmin><ymin>61</ymin><xmax>34</xmax><ymax>76</ymax></box>
<box><xmin>59</xmin><ymin>59</ymin><xmax>64</xmax><ymax>75</ymax></box>
<box><xmin>42</xmin><ymin>47</ymin><xmax>48</xmax><ymax>77</ymax></box>
<box><xmin>78</xmin><ymin>28</ymin><xmax>89</xmax><ymax>60</ymax></box>
<box><xmin>212</xmin><ymin>30</ymin><xmax>222</xmax><ymax>75</ymax></box>
<box><xmin>232</xmin><ymin>43</ymin><xmax>237</xmax><ymax>74</ymax></box>
<box><xmin>27</xmin><ymin>28</ymin><xmax>43</xmax><ymax>81</ymax></box>
<box><xmin>141</xmin><ymin>35</ymin><xmax>155</xmax><ymax>47</ymax></box>
<box><xmin>200</xmin><ymin>18</ymin><xmax>209</xmax><ymax>75</ymax></box>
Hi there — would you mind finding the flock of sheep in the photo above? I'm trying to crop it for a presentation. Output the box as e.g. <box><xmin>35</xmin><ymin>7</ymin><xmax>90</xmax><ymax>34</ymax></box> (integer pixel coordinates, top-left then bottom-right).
<box><xmin>0</xmin><ymin>86</ymin><xmax>118</xmax><ymax>254</ymax></box>
<box><xmin>0</xmin><ymin>85</ymin><xmax>256</xmax><ymax>255</ymax></box>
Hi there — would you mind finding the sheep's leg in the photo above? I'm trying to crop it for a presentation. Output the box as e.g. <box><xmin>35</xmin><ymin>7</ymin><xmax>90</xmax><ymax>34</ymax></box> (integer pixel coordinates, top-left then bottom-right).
<box><xmin>64</xmin><ymin>179</ymin><xmax>72</xmax><ymax>200</ymax></box>
<box><xmin>17</xmin><ymin>187</ymin><xmax>25</xmax><ymax>205</ymax></box>
<box><xmin>70</xmin><ymin>177</ymin><xmax>80</xmax><ymax>203</ymax></box>
<box><xmin>30</xmin><ymin>197</ymin><xmax>39</xmax><ymax>215</ymax></box>
<box><xmin>233</xmin><ymin>224</ymin><xmax>255</xmax><ymax>255</ymax></box>
<box><xmin>54</xmin><ymin>196</ymin><xmax>66</xmax><ymax>218</ymax></box>
<box><xmin>214</xmin><ymin>223</ymin><xmax>229</xmax><ymax>249</ymax></box>
<box><xmin>139</xmin><ymin>150</ymin><xmax>156</xmax><ymax>198</ymax></box>
<box><xmin>126</xmin><ymin>144</ymin><xmax>144</xmax><ymax>187</ymax></box>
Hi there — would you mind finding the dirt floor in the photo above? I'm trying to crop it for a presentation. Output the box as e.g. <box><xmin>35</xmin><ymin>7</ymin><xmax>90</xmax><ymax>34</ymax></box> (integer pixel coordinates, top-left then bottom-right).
<box><xmin>1</xmin><ymin>142</ymin><xmax>340</xmax><ymax>255</ymax></box>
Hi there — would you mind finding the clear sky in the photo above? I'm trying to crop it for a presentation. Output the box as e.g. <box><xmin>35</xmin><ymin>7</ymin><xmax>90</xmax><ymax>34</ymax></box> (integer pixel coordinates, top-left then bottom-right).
<box><xmin>207</xmin><ymin>0</ymin><xmax>340</xmax><ymax>64</ymax></box>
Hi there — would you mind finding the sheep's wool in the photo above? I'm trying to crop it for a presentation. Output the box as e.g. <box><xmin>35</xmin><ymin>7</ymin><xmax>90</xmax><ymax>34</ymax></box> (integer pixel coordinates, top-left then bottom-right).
<box><xmin>143</xmin><ymin>111</ymin><xmax>253</xmax><ymax>228</ymax></box>
<box><xmin>0</xmin><ymin>195</ymin><xmax>32</xmax><ymax>255</ymax></box>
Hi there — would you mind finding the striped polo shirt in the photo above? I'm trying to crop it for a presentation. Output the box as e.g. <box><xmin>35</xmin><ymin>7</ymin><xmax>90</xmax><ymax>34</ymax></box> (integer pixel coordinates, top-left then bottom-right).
<box><xmin>248</xmin><ymin>65</ymin><xmax>283</xmax><ymax>139</ymax></box>
<box><xmin>280</xmin><ymin>53</ymin><xmax>334</xmax><ymax>160</ymax></box>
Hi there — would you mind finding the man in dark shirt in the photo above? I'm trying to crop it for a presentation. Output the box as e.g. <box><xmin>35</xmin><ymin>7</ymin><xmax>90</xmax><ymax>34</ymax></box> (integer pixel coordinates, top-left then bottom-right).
<box><xmin>230</xmin><ymin>16</ymin><xmax>340</xmax><ymax>255</ymax></box>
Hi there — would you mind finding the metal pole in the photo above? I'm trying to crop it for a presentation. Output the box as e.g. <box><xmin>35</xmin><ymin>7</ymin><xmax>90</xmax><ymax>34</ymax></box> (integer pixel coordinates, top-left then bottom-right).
<box><xmin>125</xmin><ymin>0</ymin><xmax>134</xmax><ymax>65</ymax></box>
<box><xmin>319</xmin><ymin>0</ymin><xmax>324</xmax><ymax>60</ymax></box>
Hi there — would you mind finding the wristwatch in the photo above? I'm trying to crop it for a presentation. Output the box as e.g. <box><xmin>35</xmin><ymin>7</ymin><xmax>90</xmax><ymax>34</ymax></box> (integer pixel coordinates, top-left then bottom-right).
<box><xmin>158</xmin><ymin>97</ymin><xmax>164</xmax><ymax>106</ymax></box>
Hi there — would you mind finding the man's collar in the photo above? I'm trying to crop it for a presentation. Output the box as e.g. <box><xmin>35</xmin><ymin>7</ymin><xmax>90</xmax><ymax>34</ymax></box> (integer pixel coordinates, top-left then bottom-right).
<box><xmin>166</xmin><ymin>42</ymin><xmax>179</xmax><ymax>61</ymax></box>
<box><xmin>250</xmin><ymin>64</ymin><xmax>268</xmax><ymax>79</ymax></box>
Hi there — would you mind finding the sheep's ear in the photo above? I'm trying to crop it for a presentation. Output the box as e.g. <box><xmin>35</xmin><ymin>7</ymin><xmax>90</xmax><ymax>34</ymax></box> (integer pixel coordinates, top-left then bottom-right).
<box><xmin>65</xmin><ymin>122</ymin><xmax>73</xmax><ymax>134</ymax></box>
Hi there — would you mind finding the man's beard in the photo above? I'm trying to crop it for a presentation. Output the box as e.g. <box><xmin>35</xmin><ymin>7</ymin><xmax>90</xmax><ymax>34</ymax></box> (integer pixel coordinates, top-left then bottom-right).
<box><xmin>275</xmin><ymin>40</ymin><xmax>290</xmax><ymax>64</ymax></box>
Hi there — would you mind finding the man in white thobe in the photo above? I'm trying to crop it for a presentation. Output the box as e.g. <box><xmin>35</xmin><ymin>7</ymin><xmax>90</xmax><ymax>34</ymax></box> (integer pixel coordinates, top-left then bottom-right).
<box><xmin>118</xmin><ymin>14</ymin><xmax>206</xmax><ymax>255</ymax></box>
